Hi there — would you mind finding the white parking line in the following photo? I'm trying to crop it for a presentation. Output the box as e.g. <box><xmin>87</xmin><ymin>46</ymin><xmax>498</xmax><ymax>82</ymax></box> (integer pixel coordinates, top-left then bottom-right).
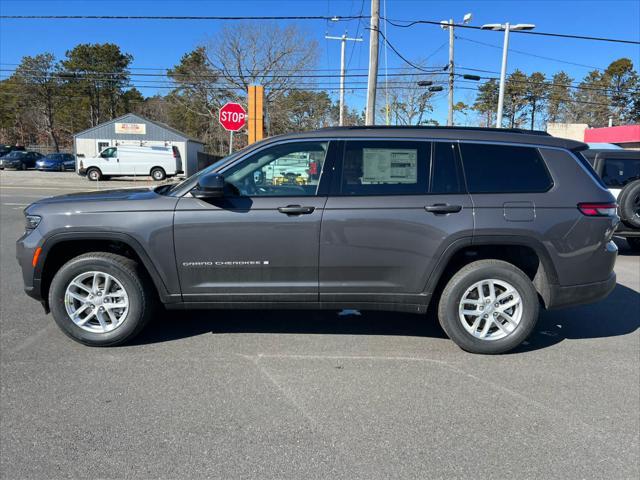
<box><xmin>1</xmin><ymin>202</ymin><xmax>29</xmax><ymax>206</ymax></box>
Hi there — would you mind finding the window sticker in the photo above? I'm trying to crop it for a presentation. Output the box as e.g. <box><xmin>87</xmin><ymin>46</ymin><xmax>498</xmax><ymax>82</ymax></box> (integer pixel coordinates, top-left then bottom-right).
<box><xmin>362</xmin><ymin>148</ymin><xmax>418</xmax><ymax>184</ymax></box>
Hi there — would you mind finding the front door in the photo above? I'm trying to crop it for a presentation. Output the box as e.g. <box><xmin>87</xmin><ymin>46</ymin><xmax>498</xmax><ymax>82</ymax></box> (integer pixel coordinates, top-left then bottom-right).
<box><xmin>320</xmin><ymin>140</ymin><xmax>474</xmax><ymax>307</ymax></box>
<box><xmin>173</xmin><ymin>140</ymin><xmax>335</xmax><ymax>303</ymax></box>
<box><xmin>98</xmin><ymin>147</ymin><xmax>120</xmax><ymax>175</ymax></box>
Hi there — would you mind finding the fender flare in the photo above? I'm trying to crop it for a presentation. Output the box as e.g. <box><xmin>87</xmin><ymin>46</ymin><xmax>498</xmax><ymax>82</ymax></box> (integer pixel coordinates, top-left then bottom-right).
<box><xmin>35</xmin><ymin>231</ymin><xmax>175</xmax><ymax>304</ymax></box>
<box><xmin>424</xmin><ymin>234</ymin><xmax>558</xmax><ymax>306</ymax></box>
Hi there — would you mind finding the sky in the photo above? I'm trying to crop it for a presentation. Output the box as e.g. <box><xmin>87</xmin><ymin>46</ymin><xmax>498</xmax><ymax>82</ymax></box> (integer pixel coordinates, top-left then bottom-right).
<box><xmin>1</xmin><ymin>0</ymin><xmax>639</xmax><ymax>125</ymax></box>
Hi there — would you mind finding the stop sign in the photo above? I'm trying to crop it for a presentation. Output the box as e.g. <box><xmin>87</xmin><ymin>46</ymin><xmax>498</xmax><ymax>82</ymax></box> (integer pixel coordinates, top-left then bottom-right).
<box><xmin>218</xmin><ymin>102</ymin><xmax>247</xmax><ymax>131</ymax></box>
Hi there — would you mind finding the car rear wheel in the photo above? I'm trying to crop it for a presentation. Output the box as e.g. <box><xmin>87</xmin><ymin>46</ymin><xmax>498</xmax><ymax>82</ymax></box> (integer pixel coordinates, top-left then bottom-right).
<box><xmin>150</xmin><ymin>167</ymin><xmax>166</xmax><ymax>181</ymax></box>
<box><xmin>438</xmin><ymin>259</ymin><xmax>539</xmax><ymax>354</ymax></box>
<box><xmin>86</xmin><ymin>167</ymin><xmax>102</xmax><ymax>181</ymax></box>
<box><xmin>48</xmin><ymin>252</ymin><xmax>154</xmax><ymax>346</ymax></box>
<box><xmin>618</xmin><ymin>180</ymin><xmax>640</xmax><ymax>229</ymax></box>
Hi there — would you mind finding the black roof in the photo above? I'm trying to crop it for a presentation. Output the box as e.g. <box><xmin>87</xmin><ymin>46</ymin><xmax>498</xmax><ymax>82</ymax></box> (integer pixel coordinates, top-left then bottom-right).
<box><xmin>272</xmin><ymin>125</ymin><xmax>587</xmax><ymax>151</ymax></box>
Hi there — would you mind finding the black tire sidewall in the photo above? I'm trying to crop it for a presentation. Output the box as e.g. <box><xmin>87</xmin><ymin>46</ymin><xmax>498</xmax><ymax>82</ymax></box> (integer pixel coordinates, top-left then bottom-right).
<box><xmin>49</xmin><ymin>256</ymin><xmax>145</xmax><ymax>346</ymax></box>
<box><xmin>439</xmin><ymin>262</ymin><xmax>539</xmax><ymax>354</ymax></box>
<box><xmin>619</xmin><ymin>181</ymin><xmax>640</xmax><ymax>228</ymax></box>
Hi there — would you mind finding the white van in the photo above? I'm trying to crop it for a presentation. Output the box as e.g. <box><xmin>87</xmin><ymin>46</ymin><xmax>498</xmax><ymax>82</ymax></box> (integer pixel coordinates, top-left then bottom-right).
<box><xmin>79</xmin><ymin>145</ymin><xmax>183</xmax><ymax>181</ymax></box>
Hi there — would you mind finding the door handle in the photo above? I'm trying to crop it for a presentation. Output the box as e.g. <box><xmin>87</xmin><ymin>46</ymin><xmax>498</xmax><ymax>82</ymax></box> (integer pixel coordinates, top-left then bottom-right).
<box><xmin>278</xmin><ymin>205</ymin><xmax>315</xmax><ymax>215</ymax></box>
<box><xmin>424</xmin><ymin>204</ymin><xmax>463</xmax><ymax>214</ymax></box>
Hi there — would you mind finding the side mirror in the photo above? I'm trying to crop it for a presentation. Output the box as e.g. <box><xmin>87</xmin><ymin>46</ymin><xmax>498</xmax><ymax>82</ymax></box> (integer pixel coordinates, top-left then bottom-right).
<box><xmin>192</xmin><ymin>172</ymin><xmax>225</xmax><ymax>198</ymax></box>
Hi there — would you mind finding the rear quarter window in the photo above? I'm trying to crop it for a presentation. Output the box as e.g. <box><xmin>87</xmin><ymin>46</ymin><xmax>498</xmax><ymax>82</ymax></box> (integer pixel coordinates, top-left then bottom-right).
<box><xmin>459</xmin><ymin>143</ymin><xmax>552</xmax><ymax>193</ymax></box>
<box><xmin>600</xmin><ymin>157</ymin><xmax>640</xmax><ymax>188</ymax></box>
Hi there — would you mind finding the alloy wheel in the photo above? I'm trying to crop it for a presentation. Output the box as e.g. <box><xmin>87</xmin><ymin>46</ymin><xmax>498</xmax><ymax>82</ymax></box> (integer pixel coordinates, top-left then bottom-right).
<box><xmin>458</xmin><ymin>278</ymin><xmax>523</xmax><ymax>341</ymax></box>
<box><xmin>64</xmin><ymin>271</ymin><xmax>129</xmax><ymax>333</ymax></box>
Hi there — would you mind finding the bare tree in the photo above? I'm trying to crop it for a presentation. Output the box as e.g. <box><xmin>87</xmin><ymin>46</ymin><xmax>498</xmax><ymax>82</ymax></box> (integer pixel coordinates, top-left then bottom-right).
<box><xmin>206</xmin><ymin>22</ymin><xmax>319</xmax><ymax>103</ymax></box>
<box><xmin>377</xmin><ymin>73</ymin><xmax>437</xmax><ymax>125</ymax></box>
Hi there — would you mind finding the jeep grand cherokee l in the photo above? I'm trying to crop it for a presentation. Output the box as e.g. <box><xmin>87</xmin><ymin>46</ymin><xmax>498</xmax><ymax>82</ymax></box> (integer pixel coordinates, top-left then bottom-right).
<box><xmin>16</xmin><ymin>127</ymin><xmax>618</xmax><ymax>354</ymax></box>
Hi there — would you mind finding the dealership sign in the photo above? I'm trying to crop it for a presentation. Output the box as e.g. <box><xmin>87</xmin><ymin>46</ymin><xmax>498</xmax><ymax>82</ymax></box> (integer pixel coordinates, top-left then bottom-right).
<box><xmin>218</xmin><ymin>103</ymin><xmax>247</xmax><ymax>132</ymax></box>
<box><xmin>115</xmin><ymin>122</ymin><xmax>146</xmax><ymax>135</ymax></box>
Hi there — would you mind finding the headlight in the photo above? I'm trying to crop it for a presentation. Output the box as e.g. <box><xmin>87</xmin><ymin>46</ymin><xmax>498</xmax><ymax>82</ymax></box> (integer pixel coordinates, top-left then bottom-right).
<box><xmin>25</xmin><ymin>215</ymin><xmax>41</xmax><ymax>231</ymax></box>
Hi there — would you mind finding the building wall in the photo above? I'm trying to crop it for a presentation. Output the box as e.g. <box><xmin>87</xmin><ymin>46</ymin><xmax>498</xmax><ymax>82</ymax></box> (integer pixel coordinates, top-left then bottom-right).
<box><xmin>186</xmin><ymin>141</ymin><xmax>205</xmax><ymax>175</ymax></box>
<box><xmin>546</xmin><ymin>122</ymin><xmax>589</xmax><ymax>142</ymax></box>
<box><xmin>73</xmin><ymin>114</ymin><xmax>205</xmax><ymax>177</ymax></box>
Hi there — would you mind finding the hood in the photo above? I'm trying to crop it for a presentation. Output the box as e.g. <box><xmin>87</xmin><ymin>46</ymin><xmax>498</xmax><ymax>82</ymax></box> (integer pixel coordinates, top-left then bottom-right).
<box><xmin>26</xmin><ymin>187</ymin><xmax>179</xmax><ymax>216</ymax></box>
<box><xmin>33</xmin><ymin>187</ymin><xmax>157</xmax><ymax>205</ymax></box>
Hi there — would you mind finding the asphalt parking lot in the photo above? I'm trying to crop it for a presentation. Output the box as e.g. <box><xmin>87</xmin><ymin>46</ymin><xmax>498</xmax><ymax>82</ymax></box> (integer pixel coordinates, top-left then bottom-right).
<box><xmin>1</xmin><ymin>170</ymin><xmax>639</xmax><ymax>479</ymax></box>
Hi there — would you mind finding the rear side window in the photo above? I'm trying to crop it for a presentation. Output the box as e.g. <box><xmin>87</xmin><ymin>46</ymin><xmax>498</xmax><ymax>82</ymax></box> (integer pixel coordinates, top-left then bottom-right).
<box><xmin>459</xmin><ymin>143</ymin><xmax>552</xmax><ymax>193</ymax></box>
<box><xmin>339</xmin><ymin>141</ymin><xmax>429</xmax><ymax>195</ymax></box>
<box><xmin>600</xmin><ymin>157</ymin><xmax>640</xmax><ymax>188</ymax></box>
<box><xmin>430</xmin><ymin>142</ymin><xmax>463</xmax><ymax>194</ymax></box>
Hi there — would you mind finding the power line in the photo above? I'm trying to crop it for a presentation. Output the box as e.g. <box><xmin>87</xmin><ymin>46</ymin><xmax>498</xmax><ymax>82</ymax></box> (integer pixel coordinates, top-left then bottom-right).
<box><xmin>457</xmin><ymin>36</ymin><xmax>607</xmax><ymax>71</ymax></box>
<box><xmin>0</xmin><ymin>14</ymin><xmax>367</xmax><ymax>21</ymax></box>
<box><xmin>367</xmin><ymin>27</ymin><xmax>442</xmax><ymax>73</ymax></box>
<box><xmin>383</xmin><ymin>18</ymin><xmax>640</xmax><ymax>45</ymax></box>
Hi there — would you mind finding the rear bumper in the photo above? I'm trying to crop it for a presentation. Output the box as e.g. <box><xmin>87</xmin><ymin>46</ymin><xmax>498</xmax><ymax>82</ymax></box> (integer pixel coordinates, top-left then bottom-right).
<box><xmin>547</xmin><ymin>272</ymin><xmax>617</xmax><ymax>309</ymax></box>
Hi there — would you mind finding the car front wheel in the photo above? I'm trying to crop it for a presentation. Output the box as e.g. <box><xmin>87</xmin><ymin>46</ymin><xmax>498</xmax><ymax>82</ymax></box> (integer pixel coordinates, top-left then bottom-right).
<box><xmin>48</xmin><ymin>252</ymin><xmax>154</xmax><ymax>346</ymax></box>
<box><xmin>86</xmin><ymin>168</ymin><xmax>102</xmax><ymax>181</ymax></box>
<box><xmin>438</xmin><ymin>259</ymin><xmax>539</xmax><ymax>354</ymax></box>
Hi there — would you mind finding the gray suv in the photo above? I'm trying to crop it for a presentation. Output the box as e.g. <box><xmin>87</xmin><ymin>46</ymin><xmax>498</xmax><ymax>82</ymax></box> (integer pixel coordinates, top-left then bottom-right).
<box><xmin>16</xmin><ymin>127</ymin><xmax>618</xmax><ymax>354</ymax></box>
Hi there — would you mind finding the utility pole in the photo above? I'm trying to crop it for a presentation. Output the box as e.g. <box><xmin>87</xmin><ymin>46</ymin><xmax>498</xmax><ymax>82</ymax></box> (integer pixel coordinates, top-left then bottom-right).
<box><xmin>447</xmin><ymin>19</ymin><xmax>454</xmax><ymax>126</ymax></box>
<box><xmin>365</xmin><ymin>0</ymin><xmax>380</xmax><ymax>125</ymax></box>
<box><xmin>441</xmin><ymin>13</ymin><xmax>472</xmax><ymax>127</ymax></box>
<box><xmin>326</xmin><ymin>33</ymin><xmax>362</xmax><ymax>126</ymax></box>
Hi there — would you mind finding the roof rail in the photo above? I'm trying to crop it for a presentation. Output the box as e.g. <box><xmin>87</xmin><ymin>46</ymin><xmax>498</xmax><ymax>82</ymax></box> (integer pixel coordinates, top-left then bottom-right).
<box><xmin>316</xmin><ymin>125</ymin><xmax>551</xmax><ymax>136</ymax></box>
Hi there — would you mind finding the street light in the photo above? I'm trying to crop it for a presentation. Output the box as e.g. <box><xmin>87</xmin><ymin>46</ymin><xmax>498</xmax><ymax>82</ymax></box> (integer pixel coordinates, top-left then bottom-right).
<box><xmin>481</xmin><ymin>22</ymin><xmax>535</xmax><ymax>128</ymax></box>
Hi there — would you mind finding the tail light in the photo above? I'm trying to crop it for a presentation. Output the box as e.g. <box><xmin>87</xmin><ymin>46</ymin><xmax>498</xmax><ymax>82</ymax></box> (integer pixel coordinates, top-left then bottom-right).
<box><xmin>577</xmin><ymin>203</ymin><xmax>617</xmax><ymax>217</ymax></box>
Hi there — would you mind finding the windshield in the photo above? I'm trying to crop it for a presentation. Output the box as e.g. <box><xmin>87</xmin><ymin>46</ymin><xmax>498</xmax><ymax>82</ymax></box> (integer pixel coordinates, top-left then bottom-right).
<box><xmin>4</xmin><ymin>151</ymin><xmax>27</xmax><ymax>159</ymax></box>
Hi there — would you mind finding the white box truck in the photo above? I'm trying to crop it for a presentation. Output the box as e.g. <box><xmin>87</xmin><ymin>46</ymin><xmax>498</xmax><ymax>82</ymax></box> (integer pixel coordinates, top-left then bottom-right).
<box><xmin>79</xmin><ymin>145</ymin><xmax>183</xmax><ymax>181</ymax></box>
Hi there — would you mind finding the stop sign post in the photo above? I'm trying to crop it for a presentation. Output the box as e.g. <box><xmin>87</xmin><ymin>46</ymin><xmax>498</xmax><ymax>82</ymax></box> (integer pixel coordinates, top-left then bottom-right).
<box><xmin>219</xmin><ymin>102</ymin><xmax>247</xmax><ymax>154</ymax></box>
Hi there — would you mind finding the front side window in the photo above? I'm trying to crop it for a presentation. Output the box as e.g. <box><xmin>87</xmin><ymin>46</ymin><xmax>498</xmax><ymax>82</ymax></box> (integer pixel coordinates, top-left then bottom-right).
<box><xmin>600</xmin><ymin>157</ymin><xmax>640</xmax><ymax>188</ymax></box>
<box><xmin>101</xmin><ymin>148</ymin><xmax>117</xmax><ymax>158</ymax></box>
<box><xmin>223</xmin><ymin>141</ymin><xmax>328</xmax><ymax>196</ymax></box>
<box><xmin>339</xmin><ymin>141</ymin><xmax>430</xmax><ymax>195</ymax></box>
<box><xmin>459</xmin><ymin>143</ymin><xmax>552</xmax><ymax>193</ymax></box>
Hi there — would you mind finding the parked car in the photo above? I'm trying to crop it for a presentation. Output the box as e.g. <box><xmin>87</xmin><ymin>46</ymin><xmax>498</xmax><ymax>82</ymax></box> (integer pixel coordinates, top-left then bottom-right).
<box><xmin>0</xmin><ymin>151</ymin><xmax>44</xmax><ymax>170</ymax></box>
<box><xmin>17</xmin><ymin>126</ymin><xmax>618</xmax><ymax>354</ymax></box>
<box><xmin>35</xmin><ymin>153</ymin><xmax>76</xmax><ymax>172</ymax></box>
<box><xmin>0</xmin><ymin>144</ymin><xmax>25</xmax><ymax>157</ymax></box>
<box><xmin>78</xmin><ymin>145</ymin><xmax>183</xmax><ymax>181</ymax></box>
<box><xmin>582</xmin><ymin>148</ymin><xmax>640</xmax><ymax>251</ymax></box>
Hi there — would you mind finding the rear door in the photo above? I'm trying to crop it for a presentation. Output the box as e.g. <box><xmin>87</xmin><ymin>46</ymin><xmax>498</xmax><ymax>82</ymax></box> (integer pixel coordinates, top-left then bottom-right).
<box><xmin>173</xmin><ymin>140</ymin><xmax>336</xmax><ymax>303</ymax></box>
<box><xmin>319</xmin><ymin>139</ymin><xmax>474</xmax><ymax>307</ymax></box>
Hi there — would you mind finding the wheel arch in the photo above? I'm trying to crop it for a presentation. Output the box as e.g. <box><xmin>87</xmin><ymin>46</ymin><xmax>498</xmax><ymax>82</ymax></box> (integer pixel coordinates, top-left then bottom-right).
<box><xmin>36</xmin><ymin>232</ymin><xmax>174</xmax><ymax>310</ymax></box>
<box><xmin>426</xmin><ymin>235</ymin><xmax>558</xmax><ymax>309</ymax></box>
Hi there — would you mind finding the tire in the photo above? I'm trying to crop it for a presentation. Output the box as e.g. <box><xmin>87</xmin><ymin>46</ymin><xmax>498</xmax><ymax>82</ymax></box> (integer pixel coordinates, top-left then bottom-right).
<box><xmin>627</xmin><ymin>237</ymin><xmax>640</xmax><ymax>252</ymax></box>
<box><xmin>48</xmin><ymin>252</ymin><xmax>154</xmax><ymax>346</ymax></box>
<box><xmin>86</xmin><ymin>167</ymin><xmax>102</xmax><ymax>181</ymax></box>
<box><xmin>150</xmin><ymin>167</ymin><xmax>166</xmax><ymax>181</ymax></box>
<box><xmin>20</xmin><ymin>162</ymin><xmax>27</xmax><ymax>171</ymax></box>
<box><xmin>437</xmin><ymin>259</ymin><xmax>540</xmax><ymax>354</ymax></box>
<box><xmin>618</xmin><ymin>180</ymin><xmax>640</xmax><ymax>229</ymax></box>
<box><xmin>58</xmin><ymin>164</ymin><xmax>64</xmax><ymax>172</ymax></box>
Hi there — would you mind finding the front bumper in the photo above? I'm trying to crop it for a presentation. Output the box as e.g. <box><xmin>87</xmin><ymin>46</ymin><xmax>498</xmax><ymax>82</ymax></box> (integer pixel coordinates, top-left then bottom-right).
<box><xmin>547</xmin><ymin>272</ymin><xmax>617</xmax><ymax>309</ymax></box>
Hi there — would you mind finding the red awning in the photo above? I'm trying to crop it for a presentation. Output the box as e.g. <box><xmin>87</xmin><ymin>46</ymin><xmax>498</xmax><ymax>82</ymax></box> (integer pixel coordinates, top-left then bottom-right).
<box><xmin>584</xmin><ymin>125</ymin><xmax>640</xmax><ymax>144</ymax></box>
